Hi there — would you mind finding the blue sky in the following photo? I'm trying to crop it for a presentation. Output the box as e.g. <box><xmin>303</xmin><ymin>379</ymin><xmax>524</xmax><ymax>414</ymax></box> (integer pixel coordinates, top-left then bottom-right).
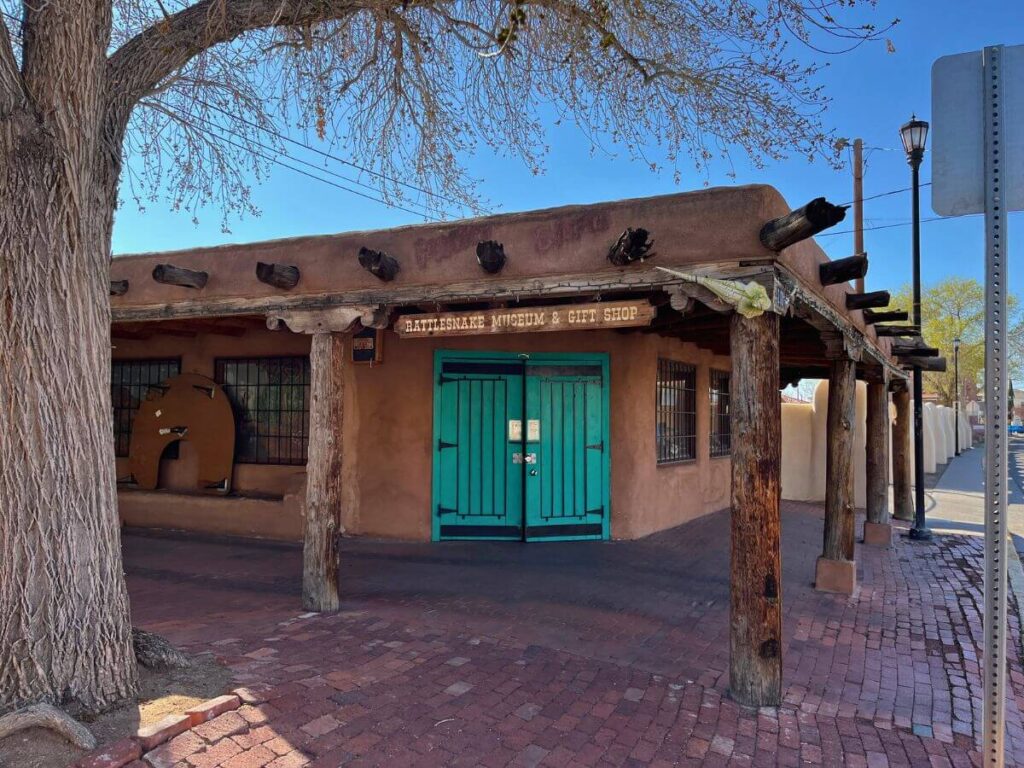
<box><xmin>111</xmin><ymin>0</ymin><xmax>1023</xmax><ymax>301</ymax></box>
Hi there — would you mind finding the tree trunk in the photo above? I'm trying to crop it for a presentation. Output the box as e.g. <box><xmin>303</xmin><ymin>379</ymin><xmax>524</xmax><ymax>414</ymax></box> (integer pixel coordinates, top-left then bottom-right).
<box><xmin>728</xmin><ymin>312</ymin><xmax>782</xmax><ymax>708</ymax></box>
<box><xmin>0</xmin><ymin>148</ymin><xmax>137</xmax><ymax>713</ymax></box>
<box><xmin>303</xmin><ymin>332</ymin><xmax>345</xmax><ymax>612</ymax></box>
<box><xmin>0</xmin><ymin>2</ymin><xmax>138</xmax><ymax>712</ymax></box>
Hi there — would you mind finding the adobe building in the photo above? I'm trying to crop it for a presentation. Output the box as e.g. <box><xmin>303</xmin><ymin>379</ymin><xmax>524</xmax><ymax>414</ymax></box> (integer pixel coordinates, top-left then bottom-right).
<box><xmin>110</xmin><ymin>184</ymin><xmax>929</xmax><ymax>706</ymax></box>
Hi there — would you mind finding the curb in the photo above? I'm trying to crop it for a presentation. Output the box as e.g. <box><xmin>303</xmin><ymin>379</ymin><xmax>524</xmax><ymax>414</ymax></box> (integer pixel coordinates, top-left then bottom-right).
<box><xmin>70</xmin><ymin>687</ymin><xmax>268</xmax><ymax>768</ymax></box>
<box><xmin>1006</xmin><ymin>536</ymin><xmax>1024</xmax><ymax>652</ymax></box>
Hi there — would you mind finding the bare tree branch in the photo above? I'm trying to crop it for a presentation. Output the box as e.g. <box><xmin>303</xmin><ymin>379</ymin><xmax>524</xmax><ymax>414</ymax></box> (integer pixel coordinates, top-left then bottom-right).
<box><xmin>102</xmin><ymin>0</ymin><xmax>897</xmax><ymax>226</ymax></box>
<box><xmin>107</xmin><ymin>0</ymin><xmax>361</xmax><ymax>115</ymax></box>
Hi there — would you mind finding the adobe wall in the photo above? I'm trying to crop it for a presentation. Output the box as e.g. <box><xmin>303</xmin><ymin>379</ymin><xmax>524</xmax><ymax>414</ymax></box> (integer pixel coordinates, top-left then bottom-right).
<box><xmin>780</xmin><ymin>382</ymin><xmax>974</xmax><ymax>505</ymax></box>
<box><xmin>114</xmin><ymin>325</ymin><xmax>731</xmax><ymax>542</ymax></box>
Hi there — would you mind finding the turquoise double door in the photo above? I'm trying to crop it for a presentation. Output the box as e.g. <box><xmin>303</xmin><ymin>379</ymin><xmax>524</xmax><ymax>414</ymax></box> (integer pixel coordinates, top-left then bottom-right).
<box><xmin>432</xmin><ymin>351</ymin><xmax>610</xmax><ymax>542</ymax></box>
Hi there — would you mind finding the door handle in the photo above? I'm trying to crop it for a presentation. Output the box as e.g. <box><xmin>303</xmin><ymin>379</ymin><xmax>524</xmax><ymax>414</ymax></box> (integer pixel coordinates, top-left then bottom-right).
<box><xmin>530</xmin><ymin>469</ymin><xmax>538</xmax><ymax>476</ymax></box>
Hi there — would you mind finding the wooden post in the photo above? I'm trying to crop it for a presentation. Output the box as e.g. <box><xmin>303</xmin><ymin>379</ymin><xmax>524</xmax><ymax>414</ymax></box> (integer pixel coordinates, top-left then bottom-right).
<box><xmin>892</xmin><ymin>385</ymin><xmax>914</xmax><ymax>522</ymax></box>
<box><xmin>816</xmin><ymin>358</ymin><xmax>857</xmax><ymax>594</ymax></box>
<box><xmin>303</xmin><ymin>332</ymin><xmax>345</xmax><ymax>612</ymax></box>
<box><xmin>863</xmin><ymin>380</ymin><xmax>892</xmax><ymax>546</ymax></box>
<box><xmin>729</xmin><ymin>311</ymin><xmax>782</xmax><ymax>708</ymax></box>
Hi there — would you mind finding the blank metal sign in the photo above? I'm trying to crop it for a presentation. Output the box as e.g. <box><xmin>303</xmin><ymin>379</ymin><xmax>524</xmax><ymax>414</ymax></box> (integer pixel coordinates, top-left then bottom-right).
<box><xmin>931</xmin><ymin>45</ymin><xmax>1024</xmax><ymax>217</ymax></box>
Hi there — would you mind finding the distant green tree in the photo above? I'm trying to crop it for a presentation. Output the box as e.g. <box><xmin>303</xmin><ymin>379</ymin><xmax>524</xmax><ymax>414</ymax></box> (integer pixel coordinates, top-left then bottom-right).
<box><xmin>887</xmin><ymin>278</ymin><xmax>1023</xmax><ymax>407</ymax></box>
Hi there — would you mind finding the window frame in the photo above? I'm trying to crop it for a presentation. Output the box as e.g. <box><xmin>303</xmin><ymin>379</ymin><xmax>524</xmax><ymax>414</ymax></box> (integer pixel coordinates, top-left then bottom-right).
<box><xmin>709</xmin><ymin>368</ymin><xmax>732</xmax><ymax>458</ymax></box>
<box><xmin>655</xmin><ymin>358</ymin><xmax>697</xmax><ymax>465</ymax></box>
<box><xmin>214</xmin><ymin>355</ymin><xmax>311</xmax><ymax>466</ymax></box>
<box><xmin>111</xmin><ymin>357</ymin><xmax>182</xmax><ymax>459</ymax></box>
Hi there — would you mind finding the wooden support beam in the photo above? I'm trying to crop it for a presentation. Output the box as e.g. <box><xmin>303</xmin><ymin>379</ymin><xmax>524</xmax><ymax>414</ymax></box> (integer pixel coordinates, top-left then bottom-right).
<box><xmin>891</xmin><ymin>341</ymin><xmax>939</xmax><ymax>357</ymax></box>
<box><xmin>873</xmin><ymin>325</ymin><xmax>921</xmax><ymax>337</ymax></box>
<box><xmin>110</xmin><ymin>279</ymin><xmax>129</xmax><ymax>296</ymax></box>
<box><xmin>891</xmin><ymin>386</ymin><xmax>914</xmax><ymax>521</ymax></box>
<box><xmin>759</xmin><ymin>197</ymin><xmax>848</xmax><ymax>251</ymax></box>
<box><xmin>845</xmin><ymin>290</ymin><xmax>890</xmax><ymax>311</ymax></box>
<box><xmin>256</xmin><ymin>262</ymin><xmax>301</xmax><ymax>290</ymax></box>
<box><xmin>816</xmin><ymin>358</ymin><xmax>857</xmax><ymax>594</ymax></box>
<box><xmin>862</xmin><ymin>309</ymin><xmax>909</xmax><ymax>324</ymax></box>
<box><xmin>152</xmin><ymin>263</ymin><xmax>208</xmax><ymax>289</ymax></box>
<box><xmin>357</xmin><ymin>247</ymin><xmax>400</xmax><ymax>282</ymax></box>
<box><xmin>476</xmin><ymin>241</ymin><xmax>507</xmax><ymax>274</ymax></box>
<box><xmin>729</xmin><ymin>311</ymin><xmax>782</xmax><ymax>708</ymax></box>
<box><xmin>819</xmin><ymin>254</ymin><xmax>868</xmax><ymax>286</ymax></box>
<box><xmin>303</xmin><ymin>332</ymin><xmax>345</xmax><ymax>612</ymax></box>
<box><xmin>900</xmin><ymin>356</ymin><xmax>947</xmax><ymax>372</ymax></box>
<box><xmin>864</xmin><ymin>381</ymin><xmax>891</xmax><ymax>546</ymax></box>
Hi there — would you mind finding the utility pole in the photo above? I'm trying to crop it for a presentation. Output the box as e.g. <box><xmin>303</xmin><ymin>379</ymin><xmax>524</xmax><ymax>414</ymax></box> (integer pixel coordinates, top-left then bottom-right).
<box><xmin>853</xmin><ymin>138</ymin><xmax>865</xmax><ymax>293</ymax></box>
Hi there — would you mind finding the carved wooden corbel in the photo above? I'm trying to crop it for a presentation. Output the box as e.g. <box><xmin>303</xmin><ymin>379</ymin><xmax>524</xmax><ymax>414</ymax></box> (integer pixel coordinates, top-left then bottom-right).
<box><xmin>267</xmin><ymin>306</ymin><xmax>369</xmax><ymax>334</ymax></box>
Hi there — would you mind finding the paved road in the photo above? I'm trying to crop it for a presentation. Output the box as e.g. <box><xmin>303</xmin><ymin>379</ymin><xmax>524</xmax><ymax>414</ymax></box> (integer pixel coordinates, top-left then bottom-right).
<box><xmin>927</xmin><ymin>434</ymin><xmax>1024</xmax><ymax>548</ymax></box>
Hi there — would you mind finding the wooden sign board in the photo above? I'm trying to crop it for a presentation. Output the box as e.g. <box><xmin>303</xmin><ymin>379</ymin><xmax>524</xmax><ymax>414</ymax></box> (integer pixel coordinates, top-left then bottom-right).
<box><xmin>396</xmin><ymin>300</ymin><xmax>654</xmax><ymax>338</ymax></box>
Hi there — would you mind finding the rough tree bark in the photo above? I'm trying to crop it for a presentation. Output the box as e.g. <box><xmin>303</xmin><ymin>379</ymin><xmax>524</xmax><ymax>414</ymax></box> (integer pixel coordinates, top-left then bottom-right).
<box><xmin>0</xmin><ymin>0</ymin><xmax>138</xmax><ymax>712</ymax></box>
<box><xmin>728</xmin><ymin>311</ymin><xmax>782</xmax><ymax>708</ymax></box>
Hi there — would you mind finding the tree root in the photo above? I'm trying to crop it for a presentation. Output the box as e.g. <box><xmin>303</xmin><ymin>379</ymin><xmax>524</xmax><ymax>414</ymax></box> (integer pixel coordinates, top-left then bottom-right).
<box><xmin>132</xmin><ymin>627</ymin><xmax>191</xmax><ymax>671</ymax></box>
<box><xmin>0</xmin><ymin>703</ymin><xmax>96</xmax><ymax>749</ymax></box>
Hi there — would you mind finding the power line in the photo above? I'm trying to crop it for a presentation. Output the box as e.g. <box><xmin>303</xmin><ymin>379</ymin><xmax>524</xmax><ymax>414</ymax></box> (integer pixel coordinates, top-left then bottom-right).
<box><xmin>182</xmin><ymin>108</ymin><xmax>451</xmax><ymax>218</ymax></box>
<box><xmin>838</xmin><ymin>182</ymin><xmax>932</xmax><ymax>207</ymax></box>
<box><xmin>817</xmin><ymin>212</ymin><xmax>980</xmax><ymax>237</ymax></box>
<box><xmin>168</xmin><ymin>110</ymin><xmax>443</xmax><ymax>222</ymax></box>
<box><xmin>198</xmin><ymin>100</ymin><xmax>490</xmax><ymax>216</ymax></box>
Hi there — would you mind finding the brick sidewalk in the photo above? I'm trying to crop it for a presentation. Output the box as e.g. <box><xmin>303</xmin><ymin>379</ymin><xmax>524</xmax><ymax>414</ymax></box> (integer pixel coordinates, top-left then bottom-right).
<box><xmin>123</xmin><ymin>502</ymin><xmax>1024</xmax><ymax>767</ymax></box>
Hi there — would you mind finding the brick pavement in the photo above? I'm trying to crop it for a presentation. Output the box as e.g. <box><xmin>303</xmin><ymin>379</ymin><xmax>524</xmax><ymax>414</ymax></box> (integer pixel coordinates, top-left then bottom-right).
<box><xmin>123</xmin><ymin>501</ymin><xmax>1024</xmax><ymax>766</ymax></box>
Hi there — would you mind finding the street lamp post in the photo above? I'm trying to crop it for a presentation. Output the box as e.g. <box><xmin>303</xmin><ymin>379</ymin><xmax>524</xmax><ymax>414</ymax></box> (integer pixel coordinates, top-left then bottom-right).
<box><xmin>954</xmin><ymin>337</ymin><xmax>961</xmax><ymax>456</ymax></box>
<box><xmin>901</xmin><ymin>115</ymin><xmax>931</xmax><ymax>541</ymax></box>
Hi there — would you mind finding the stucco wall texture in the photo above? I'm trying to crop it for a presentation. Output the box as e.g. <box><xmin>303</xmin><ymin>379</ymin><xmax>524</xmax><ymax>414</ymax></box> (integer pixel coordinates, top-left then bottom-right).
<box><xmin>780</xmin><ymin>380</ymin><xmax>972</xmax><ymax>504</ymax></box>
<box><xmin>109</xmin><ymin>185</ymin><xmax>893</xmax><ymax>363</ymax></box>
<box><xmin>114</xmin><ymin>326</ymin><xmax>731</xmax><ymax>542</ymax></box>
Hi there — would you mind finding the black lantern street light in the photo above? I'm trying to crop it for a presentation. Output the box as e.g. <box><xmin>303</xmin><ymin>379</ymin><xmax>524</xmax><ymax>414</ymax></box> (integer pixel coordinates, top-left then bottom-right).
<box><xmin>900</xmin><ymin>114</ymin><xmax>932</xmax><ymax>541</ymax></box>
<box><xmin>954</xmin><ymin>337</ymin><xmax>961</xmax><ymax>456</ymax></box>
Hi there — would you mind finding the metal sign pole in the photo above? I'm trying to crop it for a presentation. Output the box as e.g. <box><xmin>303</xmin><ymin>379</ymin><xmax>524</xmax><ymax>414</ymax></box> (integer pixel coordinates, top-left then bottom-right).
<box><xmin>982</xmin><ymin>44</ymin><xmax>1008</xmax><ymax>768</ymax></box>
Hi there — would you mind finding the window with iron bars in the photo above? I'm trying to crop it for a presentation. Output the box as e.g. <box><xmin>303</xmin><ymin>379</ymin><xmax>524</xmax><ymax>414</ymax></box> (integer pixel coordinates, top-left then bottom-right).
<box><xmin>709</xmin><ymin>369</ymin><xmax>731</xmax><ymax>458</ymax></box>
<box><xmin>656</xmin><ymin>358</ymin><xmax>697</xmax><ymax>464</ymax></box>
<box><xmin>214</xmin><ymin>356</ymin><xmax>311</xmax><ymax>465</ymax></box>
<box><xmin>111</xmin><ymin>358</ymin><xmax>181</xmax><ymax>458</ymax></box>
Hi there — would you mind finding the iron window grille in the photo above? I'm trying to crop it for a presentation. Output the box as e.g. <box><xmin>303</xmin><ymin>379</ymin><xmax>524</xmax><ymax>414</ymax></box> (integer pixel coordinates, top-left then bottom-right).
<box><xmin>111</xmin><ymin>358</ymin><xmax>181</xmax><ymax>458</ymax></box>
<box><xmin>656</xmin><ymin>358</ymin><xmax>697</xmax><ymax>464</ymax></box>
<box><xmin>214</xmin><ymin>356</ymin><xmax>311</xmax><ymax>465</ymax></box>
<box><xmin>709</xmin><ymin>369</ymin><xmax>732</xmax><ymax>457</ymax></box>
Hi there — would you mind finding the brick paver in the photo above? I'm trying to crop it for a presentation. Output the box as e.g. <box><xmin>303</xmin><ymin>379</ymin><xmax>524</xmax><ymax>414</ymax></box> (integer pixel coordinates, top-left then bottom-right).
<box><xmin>123</xmin><ymin>501</ymin><xmax>1024</xmax><ymax>766</ymax></box>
